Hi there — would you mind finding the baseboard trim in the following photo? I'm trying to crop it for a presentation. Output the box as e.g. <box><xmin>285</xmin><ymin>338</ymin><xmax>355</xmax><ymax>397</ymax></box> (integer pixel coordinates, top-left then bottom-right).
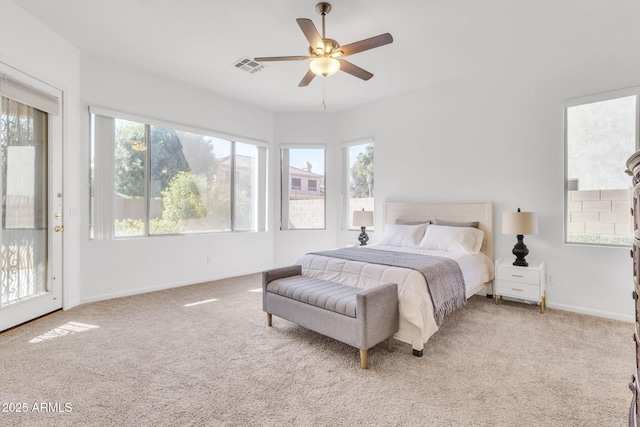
<box><xmin>546</xmin><ymin>301</ymin><xmax>634</xmax><ymax>323</ymax></box>
<box><xmin>77</xmin><ymin>268</ymin><xmax>265</xmax><ymax>306</ymax></box>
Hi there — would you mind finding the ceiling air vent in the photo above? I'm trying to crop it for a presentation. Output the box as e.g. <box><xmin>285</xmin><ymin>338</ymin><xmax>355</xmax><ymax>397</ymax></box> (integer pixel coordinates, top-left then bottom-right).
<box><xmin>233</xmin><ymin>57</ymin><xmax>264</xmax><ymax>74</ymax></box>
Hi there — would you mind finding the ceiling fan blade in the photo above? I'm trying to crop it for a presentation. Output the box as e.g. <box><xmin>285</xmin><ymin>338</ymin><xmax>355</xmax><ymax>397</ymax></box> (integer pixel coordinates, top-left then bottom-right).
<box><xmin>297</xmin><ymin>18</ymin><xmax>323</xmax><ymax>51</ymax></box>
<box><xmin>254</xmin><ymin>55</ymin><xmax>310</xmax><ymax>62</ymax></box>
<box><xmin>298</xmin><ymin>69</ymin><xmax>316</xmax><ymax>87</ymax></box>
<box><xmin>338</xmin><ymin>33</ymin><xmax>393</xmax><ymax>57</ymax></box>
<box><xmin>338</xmin><ymin>60</ymin><xmax>374</xmax><ymax>81</ymax></box>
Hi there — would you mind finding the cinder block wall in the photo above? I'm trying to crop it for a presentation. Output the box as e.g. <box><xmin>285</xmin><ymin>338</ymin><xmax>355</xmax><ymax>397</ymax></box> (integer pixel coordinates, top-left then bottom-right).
<box><xmin>289</xmin><ymin>199</ymin><xmax>325</xmax><ymax>229</ymax></box>
<box><xmin>289</xmin><ymin>198</ymin><xmax>374</xmax><ymax>230</ymax></box>
<box><xmin>567</xmin><ymin>189</ymin><xmax>631</xmax><ymax>238</ymax></box>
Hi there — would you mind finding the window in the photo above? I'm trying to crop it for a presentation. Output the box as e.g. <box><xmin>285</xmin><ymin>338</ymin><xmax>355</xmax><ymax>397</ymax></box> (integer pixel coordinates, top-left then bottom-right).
<box><xmin>343</xmin><ymin>139</ymin><xmax>374</xmax><ymax>230</ymax></box>
<box><xmin>281</xmin><ymin>146</ymin><xmax>325</xmax><ymax>230</ymax></box>
<box><xmin>90</xmin><ymin>108</ymin><xmax>267</xmax><ymax>239</ymax></box>
<box><xmin>565</xmin><ymin>91</ymin><xmax>638</xmax><ymax>246</ymax></box>
<box><xmin>291</xmin><ymin>177</ymin><xmax>301</xmax><ymax>190</ymax></box>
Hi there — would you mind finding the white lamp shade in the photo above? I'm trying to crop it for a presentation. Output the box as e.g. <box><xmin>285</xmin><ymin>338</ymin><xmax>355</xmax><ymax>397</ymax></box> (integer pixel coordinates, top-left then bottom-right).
<box><xmin>502</xmin><ymin>211</ymin><xmax>538</xmax><ymax>235</ymax></box>
<box><xmin>309</xmin><ymin>57</ymin><xmax>340</xmax><ymax>77</ymax></box>
<box><xmin>353</xmin><ymin>210</ymin><xmax>374</xmax><ymax>227</ymax></box>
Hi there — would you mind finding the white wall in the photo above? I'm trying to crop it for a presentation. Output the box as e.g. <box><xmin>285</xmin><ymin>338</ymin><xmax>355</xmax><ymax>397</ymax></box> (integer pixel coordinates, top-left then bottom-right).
<box><xmin>273</xmin><ymin>112</ymin><xmax>340</xmax><ymax>265</ymax></box>
<box><xmin>78</xmin><ymin>56</ymin><xmax>275</xmax><ymax>303</ymax></box>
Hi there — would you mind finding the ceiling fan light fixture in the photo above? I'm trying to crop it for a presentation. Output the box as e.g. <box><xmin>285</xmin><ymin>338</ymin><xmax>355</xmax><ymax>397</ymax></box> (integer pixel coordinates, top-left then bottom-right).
<box><xmin>310</xmin><ymin>57</ymin><xmax>340</xmax><ymax>77</ymax></box>
<box><xmin>130</xmin><ymin>139</ymin><xmax>147</xmax><ymax>151</ymax></box>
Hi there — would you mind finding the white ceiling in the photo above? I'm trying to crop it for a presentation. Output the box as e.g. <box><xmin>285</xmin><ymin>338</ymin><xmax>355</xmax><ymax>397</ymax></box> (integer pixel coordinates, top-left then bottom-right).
<box><xmin>10</xmin><ymin>0</ymin><xmax>629</xmax><ymax>112</ymax></box>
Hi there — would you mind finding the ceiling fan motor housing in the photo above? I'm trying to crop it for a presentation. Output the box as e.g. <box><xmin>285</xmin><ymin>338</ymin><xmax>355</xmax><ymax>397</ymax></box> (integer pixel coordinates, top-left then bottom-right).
<box><xmin>309</xmin><ymin>38</ymin><xmax>340</xmax><ymax>57</ymax></box>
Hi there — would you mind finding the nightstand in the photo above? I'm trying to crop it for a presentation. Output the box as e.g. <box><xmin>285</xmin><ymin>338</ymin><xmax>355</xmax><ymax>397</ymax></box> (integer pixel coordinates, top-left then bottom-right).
<box><xmin>494</xmin><ymin>258</ymin><xmax>546</xmax><ymax>312</ymax></box>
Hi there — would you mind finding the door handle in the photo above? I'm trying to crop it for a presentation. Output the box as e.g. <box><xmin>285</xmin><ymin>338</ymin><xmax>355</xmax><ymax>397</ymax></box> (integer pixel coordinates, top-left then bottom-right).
<box><xmin>54</xmin><ymin>225</ymin><xmax>64</xmax><ymax>232</ymax></box>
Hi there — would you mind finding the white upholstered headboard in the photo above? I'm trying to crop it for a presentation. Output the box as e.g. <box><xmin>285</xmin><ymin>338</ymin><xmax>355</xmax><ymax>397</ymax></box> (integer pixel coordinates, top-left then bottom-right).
<box><xmin>384</xmin><ymin>201</ymin><xmax>493</xmax><ymax>260</ymax></box>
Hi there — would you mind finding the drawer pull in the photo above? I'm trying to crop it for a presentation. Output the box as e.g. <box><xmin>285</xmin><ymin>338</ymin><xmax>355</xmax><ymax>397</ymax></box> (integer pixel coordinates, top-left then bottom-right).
<box><xmin>511</xmin><ymin>274</ymin><xmax>524</xmax><ymax>278</ymax></box>
<box><xmin>511</xmin><ymin>288</ymin><xmax>524</xmax><ymax>292</ymax></box>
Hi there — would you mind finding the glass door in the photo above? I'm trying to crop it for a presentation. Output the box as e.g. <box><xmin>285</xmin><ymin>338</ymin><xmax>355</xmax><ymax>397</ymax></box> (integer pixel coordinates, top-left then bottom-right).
<box><xmin>0</xmin><ymin>70</ymin><xmax>62</xmax><ymax>332</ymax></box>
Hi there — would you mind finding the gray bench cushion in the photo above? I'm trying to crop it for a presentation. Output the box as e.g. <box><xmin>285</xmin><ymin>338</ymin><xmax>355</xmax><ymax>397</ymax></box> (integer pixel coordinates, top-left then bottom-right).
<box><xmin>263</xmin><ymin>266</ymin><xmax>400</xmax><ymax>368</ymax></box>
<box><xmin>267</xmin><ymin>276</ymin><xmax>360</xmax><ymax>318</ymax></box>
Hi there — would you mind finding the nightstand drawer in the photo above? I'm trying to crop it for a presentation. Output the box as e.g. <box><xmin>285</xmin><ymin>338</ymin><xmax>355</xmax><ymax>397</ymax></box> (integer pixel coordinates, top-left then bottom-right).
<box><xmin>496</xmin><ymin>267</ymin><xmax>540</xmax><ymax>285</ymax></box>
<box><xmin>495</xmin><ymin>280</ymin><xmax>540</xmax><ymax>300</ymax></box>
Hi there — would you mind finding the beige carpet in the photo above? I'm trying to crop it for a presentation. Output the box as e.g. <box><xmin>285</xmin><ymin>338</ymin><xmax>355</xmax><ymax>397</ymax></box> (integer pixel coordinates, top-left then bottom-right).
<box><xmin>0</xmin><ymin>273</ymin><xmax>633</xmax><ymax>426</ymax></box>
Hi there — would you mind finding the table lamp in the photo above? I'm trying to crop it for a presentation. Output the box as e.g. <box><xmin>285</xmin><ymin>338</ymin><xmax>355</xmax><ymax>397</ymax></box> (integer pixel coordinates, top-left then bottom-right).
<box><xmin>353</xmin><ymin>209</ymin><xmax>374</xmax><ymax>246</ymax></box>
<box><xmin>502</xmin><ymin>208</ymin><xmax>538</xmax><ymax>267</ymax></box>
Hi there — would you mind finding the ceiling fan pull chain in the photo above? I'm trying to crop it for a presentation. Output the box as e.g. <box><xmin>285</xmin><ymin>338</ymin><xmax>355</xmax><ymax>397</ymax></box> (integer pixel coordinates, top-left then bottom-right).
<box><xmin>323</xmin><ymin>78</ymin><xmax>327</xmax><ymax>110</ymax></box>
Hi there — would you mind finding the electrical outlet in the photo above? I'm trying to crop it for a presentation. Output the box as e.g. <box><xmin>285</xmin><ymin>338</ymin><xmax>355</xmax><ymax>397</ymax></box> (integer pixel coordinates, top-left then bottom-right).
<box><xmin>206</xmin><ymin>256</ymin><xmax>212</xmax><ymax>264</ymax></box>
<box><xmin>546</xmin><ymin>274</ymin><xmax>552</xmax><ymax>284</ymax></box>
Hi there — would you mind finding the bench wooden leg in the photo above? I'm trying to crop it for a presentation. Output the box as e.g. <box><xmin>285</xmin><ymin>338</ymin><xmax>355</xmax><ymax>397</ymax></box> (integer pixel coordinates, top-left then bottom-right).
<box><xmin>267</xmin><ymin>313</ymin><xmax>272</xmax><ymax>327</ymax></box>
<box><xmin>387</xmin><ymin>336</ymin><xmax>394</xmax><ymax>352</ymax></box>
<box><xmin>360</xmin><ymin>349</ymin><xmax>368</xmax><ymax>369</ymax></box>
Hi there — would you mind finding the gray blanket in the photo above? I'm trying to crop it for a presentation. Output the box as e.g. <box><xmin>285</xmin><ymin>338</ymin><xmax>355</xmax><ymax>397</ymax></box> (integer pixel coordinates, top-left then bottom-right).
<box><xmin>308</xmin><ymin>247</ymin><xmax>466</xmax><ymax>326</ymax></box>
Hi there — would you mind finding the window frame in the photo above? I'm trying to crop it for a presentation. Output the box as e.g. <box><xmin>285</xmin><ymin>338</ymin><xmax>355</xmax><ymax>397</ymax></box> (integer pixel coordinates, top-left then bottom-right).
<box><xmin>342</xmin><ymin>138</ymin><xmax>374</xmax><ymax>231</ymax></box>
<box><xmin>89</xmin><ymin>106</ymin><xmax>268</xmax><ymax>239</ymax></box>
<box><xmin>563</xmin><ymin>87</ymin><xmax>640</xmax><ymax>247</ymax></box>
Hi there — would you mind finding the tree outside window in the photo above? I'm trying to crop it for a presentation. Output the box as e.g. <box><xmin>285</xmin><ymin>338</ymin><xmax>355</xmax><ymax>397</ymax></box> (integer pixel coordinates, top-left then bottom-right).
<box><xmin>347</xmin><ymin>142</ymin><xmax>374</xmax><ymax>230</ymax></box>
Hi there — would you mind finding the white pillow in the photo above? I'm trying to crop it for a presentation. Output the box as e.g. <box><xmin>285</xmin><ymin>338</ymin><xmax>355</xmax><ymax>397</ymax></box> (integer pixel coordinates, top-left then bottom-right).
<box><xmin>380</xmin><ymin>223</ymin><xmax>429</xmax><ymax>248</ymax></box>
<box><xmin>418</xmin><ymin>224</ymin><xmax>484</xmax><ymax>254</ymax></box>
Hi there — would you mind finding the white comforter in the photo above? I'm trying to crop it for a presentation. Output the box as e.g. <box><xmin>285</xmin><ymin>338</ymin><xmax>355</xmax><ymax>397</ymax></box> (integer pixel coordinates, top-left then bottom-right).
<box><xmin>295</xmin><ymin>245</ymin><xmax>495</xmax><ymax>345</ymax></box>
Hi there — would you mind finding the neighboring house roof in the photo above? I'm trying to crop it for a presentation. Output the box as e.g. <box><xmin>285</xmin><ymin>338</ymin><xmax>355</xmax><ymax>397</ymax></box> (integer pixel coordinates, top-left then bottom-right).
<box><xmin>217</xmin><ymin>156</ymin><xmax>323</xmax><ymax>178</ymax></box>
<box><xmin>289</xmin><ymin>166</ymin><xmax>323</xmax><ymax>178</ymax></box>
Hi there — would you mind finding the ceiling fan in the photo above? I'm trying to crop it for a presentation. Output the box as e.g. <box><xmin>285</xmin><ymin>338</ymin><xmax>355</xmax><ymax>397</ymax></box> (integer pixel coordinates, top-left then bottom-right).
<box><xmin>254</xmin><ymin>2</ymin><xmax>393</xmax><ymax>87</ymax></box>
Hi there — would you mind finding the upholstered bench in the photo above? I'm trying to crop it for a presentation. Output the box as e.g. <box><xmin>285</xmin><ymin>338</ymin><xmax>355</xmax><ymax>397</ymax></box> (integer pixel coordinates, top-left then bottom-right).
<box><xmin>262</xmin><ymin>265</ymin><xmax>399</xmax><ymax>369</ymax></box>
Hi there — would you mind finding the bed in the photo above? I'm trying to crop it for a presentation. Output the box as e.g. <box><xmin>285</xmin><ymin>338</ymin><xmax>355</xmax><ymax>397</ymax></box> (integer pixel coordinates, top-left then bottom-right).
<box><xmin>294</xmin><ymin>201</ymin><xmax>495</xmax><ymax>356</ymax></box>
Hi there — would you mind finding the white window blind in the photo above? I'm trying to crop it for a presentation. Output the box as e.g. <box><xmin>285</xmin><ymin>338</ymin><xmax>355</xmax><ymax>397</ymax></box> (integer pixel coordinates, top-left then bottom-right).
<box><xmin>91</xmin><ymin>114</ymin><xmax>116</xmax><ymax>240</ymax></box>
<box><xmin>0</xmin><ymin>74</ymin><xmax>60</xmax><ymax>115</ymax></box>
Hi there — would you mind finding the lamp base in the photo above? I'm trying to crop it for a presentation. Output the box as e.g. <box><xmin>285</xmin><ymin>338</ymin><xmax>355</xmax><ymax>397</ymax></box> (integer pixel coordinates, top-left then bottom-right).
<box><xmin>358</xmin><ymin>227</ymin><xmax>369</xmax><ymax>246</ymax></box>
<box><xmin>512</xmin><ymin>234</ymin><xmax>529</xmax><ymax>267</ymax></box>
<box><xmin>513</xmin><ymin>259</ymin><xmax>529</xmax><ymax>267</ymax></box>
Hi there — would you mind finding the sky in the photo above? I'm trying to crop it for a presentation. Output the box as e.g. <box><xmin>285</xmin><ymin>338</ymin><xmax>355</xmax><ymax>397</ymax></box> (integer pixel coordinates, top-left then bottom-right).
<box><xmin>288</xmin><ymin>144</ymin><xmax>368</xmax><ymax>176</ymax></box>
<box><xmin>289</xmin><ymin>148</ymin><xmax>325</xmax><ymax>174</ymax></box>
